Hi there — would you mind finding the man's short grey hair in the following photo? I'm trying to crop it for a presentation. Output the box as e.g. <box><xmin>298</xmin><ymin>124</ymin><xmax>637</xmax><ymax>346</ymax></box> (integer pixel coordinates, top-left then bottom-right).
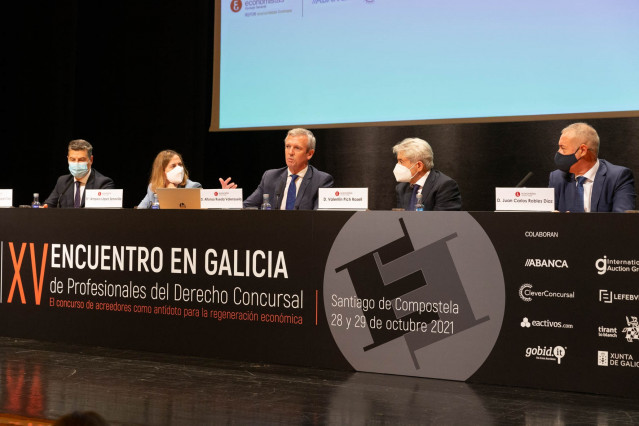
<box><xmin>286</xmin><ymin>128</ymin><xmax>316</xmax><ymax>151</ymax></box>
<box><xmin>562</xmin><ymin>122</ymin><xmax>600</xmax><ymax>156</ymax></box>
<box><xmin>392</xmin><ymin>137</ymin><xmax>434</xmax><ymax>170</ymax></box>
<box><xmin>68</xmin><ymin>139</ymin><xmax>93</xmax><ymax>157</ymax></box>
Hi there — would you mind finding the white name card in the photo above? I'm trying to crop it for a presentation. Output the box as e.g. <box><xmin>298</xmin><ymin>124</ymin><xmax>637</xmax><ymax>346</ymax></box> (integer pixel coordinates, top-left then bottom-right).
<box><xmin>201</xmin><ymin>189</ymin><xmax>244</xmax><ymax>209</ymax></box>
<box><xmin>0</xmin><ymin>189</ymin><xmax>12</xmax><ymax>207</ymax></box>
<box><xmin>495</xmin><ymin>187</ymin><xmax>555</xmax><ymax>212</ymax></box>
<box><xmin>85</xmin><ymin>189</ymin><xmax>124</xmax><ymax>208</ymax></box>
<box><xmin>318</xmin><ymin>188</ymin><xmax>368</xmax><ymax>210</ymax></box>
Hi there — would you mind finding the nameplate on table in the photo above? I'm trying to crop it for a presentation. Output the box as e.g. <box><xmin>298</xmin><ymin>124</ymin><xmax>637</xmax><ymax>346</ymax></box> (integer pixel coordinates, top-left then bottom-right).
<box><xmin>495</xmin><ymin>187</ymin><xmax>554</xmax><ymax>212</ymax></box>
<box><xmin>0</xmin><ymin>189</ymin><xmax>12</xmax><ymax>207</ymax></box>
<box><xmin>318</xmin><ymin>188</ymin><xmax>368</xmax><ymax>210</ymax></box>
<box><xmin>201</xmin><ymin>189</ymin><xmax>244</xmax><ymax>209</ymax></box>
<box><xmin>85</xmin><ymin>189</ymin><xmax>124</xmax><ymax>208</ymax></box>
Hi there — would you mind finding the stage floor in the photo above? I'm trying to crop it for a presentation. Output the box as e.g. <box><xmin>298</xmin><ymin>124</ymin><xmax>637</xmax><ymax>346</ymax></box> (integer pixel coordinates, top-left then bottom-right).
<box><xmin>0</xmin><ymin>337</ymin><xmax>637</xmax><ymax>425</ymax></box>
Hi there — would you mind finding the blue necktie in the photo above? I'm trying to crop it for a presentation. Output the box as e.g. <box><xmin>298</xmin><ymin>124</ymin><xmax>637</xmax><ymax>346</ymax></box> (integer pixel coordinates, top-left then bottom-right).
<box><xmin>74</xmin><ymin>181</ymin><xmax>81</xmax><ymax>208</ymax></box>
<box><xmin>408</xmin><ymin>184</ymin><xmax>420</xmax><ymax>210</ymax></box>
<box><xmin>285</xmin><ymin>174</ymin><xmax>298</xmax><ymax>210</ymax></box>
<box><xmin>573</xmin><ymin>176</ymin><xmax>587</xmax><ymax>212</ymax></box>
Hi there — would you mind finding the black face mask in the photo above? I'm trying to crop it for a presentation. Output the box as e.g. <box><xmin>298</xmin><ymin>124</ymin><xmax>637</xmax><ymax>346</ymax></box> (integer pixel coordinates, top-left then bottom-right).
<box><xmin>553</xmin><ymin>147</ymin><xmax>580</xmax><ymax>173</ymax></box>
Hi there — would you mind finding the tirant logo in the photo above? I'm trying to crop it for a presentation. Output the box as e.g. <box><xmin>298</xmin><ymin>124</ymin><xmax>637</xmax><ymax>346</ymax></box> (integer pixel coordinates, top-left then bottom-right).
<box><xmin>519</xmin><ymin>283</ymin><xmax>575</xmax><ymax>302</ymax></box>
<box><xmin>524</xmin><ymin>259</ymin><xmax>568</xmax><ymax>268</ymax></box>
<box><xmin>598</xmin><ymin>325</ymin><xmax>618</xmax><ymax>338</ymax></box>
<box><xmin>596</xmin><ymin>255</ymin><xmax>639</xmax><ymax>275</ymax></box>
<box><xmin>230</xmin><ymin>0</ymin><xmax>242</xmax><ymax>12</ymax></box>
<box><xmin>599</xmin><ymin>289</ymin><xmax>639</xmax><ymax>304</ymax></box>
<box><xmin>623</xmin><ymin>316</ymin><xmax>639</xmax><ymax>342</ymax></box>
<box><xmin>521</xmin><ymin>317</ymin><xmax>573</xmax><ymax>329</ymax></box>
<box><xmin>525</xmin><ymin>346</ymin><xmax>566</xmax><ymax>364</ymax></box>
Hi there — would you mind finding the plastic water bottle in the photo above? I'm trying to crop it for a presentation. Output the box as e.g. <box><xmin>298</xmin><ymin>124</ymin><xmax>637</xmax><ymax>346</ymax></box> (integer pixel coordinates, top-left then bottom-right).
<box><xmin>31</xmin><ymin>193</ymin><xmax>41</xmax><ymax>208</ymax></box>
<box><xmin>261</xmin><ymin>194</ymin><xmax>272</xmax><ymax>210</ymax></box>
<box><xmin>414</xmin><ymin>193</ymin><xmax>424</xmax><ymax>211</ymax></box>
<box><xmin>151</xmin><ymin>193</ymin><xmax>160</xmax><ymax>209</ymax></box>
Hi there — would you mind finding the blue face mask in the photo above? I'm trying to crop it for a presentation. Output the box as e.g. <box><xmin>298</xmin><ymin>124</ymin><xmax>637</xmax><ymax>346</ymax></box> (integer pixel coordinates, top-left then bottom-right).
<box><xmin>553</xmin><ymin>147</ymin><xmax>580</xmax><ymax>173</ymax></box>
<box><xmin>69</xmin><ymin>162</ymin><xmax>89</xmax><ymax>178</ymax></box>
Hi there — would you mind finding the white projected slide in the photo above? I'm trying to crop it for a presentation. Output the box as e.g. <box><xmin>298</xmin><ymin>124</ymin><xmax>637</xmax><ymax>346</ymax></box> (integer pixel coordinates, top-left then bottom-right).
<box><xmin>212</xmin><ymin>0</ymin><xmax>639</xmax><ymax>130</ymax></box>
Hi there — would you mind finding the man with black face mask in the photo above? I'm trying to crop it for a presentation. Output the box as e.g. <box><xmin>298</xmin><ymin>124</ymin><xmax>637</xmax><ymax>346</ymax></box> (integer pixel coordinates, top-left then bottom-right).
<box><xmin>549</xmin><ymin>123</ymin><xmax>635</xmax><ymax>212</ymax></box>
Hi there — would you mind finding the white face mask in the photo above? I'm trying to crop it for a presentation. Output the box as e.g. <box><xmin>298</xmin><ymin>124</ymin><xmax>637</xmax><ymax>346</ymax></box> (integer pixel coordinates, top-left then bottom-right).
<box><xmin>393</xmin><ymin>163</ymin><xmax>418</xmax><ymax>183</ymax></box>
<box><xmin>166</xmin><ymin>165</ymin><xmax>185</xmax><ymax>185</ymax></box>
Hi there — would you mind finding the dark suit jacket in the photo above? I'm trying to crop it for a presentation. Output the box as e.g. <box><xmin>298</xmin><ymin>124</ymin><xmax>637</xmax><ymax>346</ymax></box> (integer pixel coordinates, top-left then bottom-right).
<box><xmin>549</xmin><ymin>159</ymin><xmax>636</xmax><ymax>212</ymax></box>
<box><xmin>396</xmin><ymin>170</ymin><xmax>462</xmax><ymax>211</ymax></box>
<box><xmin>44</xmin><ymin>169</ymin><xmax>115</xmax><ymax>208</ymax></box>
<box><xmin>244</xmin><ymin>165</ymin><xmax>334</xmax><ymax>210</ymax></box>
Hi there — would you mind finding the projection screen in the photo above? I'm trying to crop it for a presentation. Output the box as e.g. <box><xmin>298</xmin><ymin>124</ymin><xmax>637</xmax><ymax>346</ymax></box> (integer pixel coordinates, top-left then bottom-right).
<box><xmin>211</xmin><ymin>0</ymin><xmax>639</xmax><ymax>131</ymax></box>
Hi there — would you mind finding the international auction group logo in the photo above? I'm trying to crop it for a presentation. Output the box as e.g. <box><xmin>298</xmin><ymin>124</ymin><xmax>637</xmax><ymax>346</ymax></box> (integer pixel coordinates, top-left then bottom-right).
<box><xmin>596</xmin><ymin>255</ymin><xmax>639</xmax><ymax>275</ymax></box>
<box><xmin>230</xmin><ymin>0</ymin><xmax>242</xmax><ymax>12</ymax></box>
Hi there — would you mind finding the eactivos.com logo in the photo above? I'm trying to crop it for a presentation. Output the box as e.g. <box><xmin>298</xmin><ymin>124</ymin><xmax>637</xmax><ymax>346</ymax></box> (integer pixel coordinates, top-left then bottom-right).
<box><xmin>230</xmin><ymin>0</ymin><xmax>242</xmax><ymax>12</ymax></box>
<box><xmin>323</xmin><ymin>212</ymin><xmax>505</xmax><ymax>381</ymax></box>
<box><xmin>519</xmin><ymin>283</ymin><xmax>575</xmax><ymax>302</ymax></box>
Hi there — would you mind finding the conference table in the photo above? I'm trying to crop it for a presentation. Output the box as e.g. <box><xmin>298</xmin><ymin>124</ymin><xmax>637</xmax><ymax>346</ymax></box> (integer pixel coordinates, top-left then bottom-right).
<box><xmin>0</xmin><ymin>208</ymin><xmax>637</xmax><ymax>397</ymax></box>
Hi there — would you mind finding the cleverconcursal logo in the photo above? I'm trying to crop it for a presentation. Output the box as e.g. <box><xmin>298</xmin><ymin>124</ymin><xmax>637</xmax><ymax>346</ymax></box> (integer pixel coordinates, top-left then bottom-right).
<box><xmin>525</xmin><ymin>259</ymin><xmax>568</xmax><ymax>268</ymax></box>
<box><xmin>230</xmin><ymin>0</ymin><xmax>242</xmax><ymax>12</ymax></box>
<box><xmin>519</xmin><ymin>283</ymin><xmax>575</xmax><ymax>302</ymax></box>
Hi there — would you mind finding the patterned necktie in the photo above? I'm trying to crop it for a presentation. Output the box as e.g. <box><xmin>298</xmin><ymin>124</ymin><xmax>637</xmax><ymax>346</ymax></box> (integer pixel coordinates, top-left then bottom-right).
<box><xmin>74</xmin><ymin>181</ymin><xmax>82</xmax><ymax>208</ymax></box>
<box><xmin>573</xmin><ymin>176</ymin><xmax>587</xmax><ymax>212</ymax></box>
<box><xmin>285</xmin><ymin>174</ymin><xmax>298</xmax><ymax>210</ymax></box>
<box><xmin>408</xmin><ymin>184</ymin><xmax>421</xmax><ymax>211</ymax></box>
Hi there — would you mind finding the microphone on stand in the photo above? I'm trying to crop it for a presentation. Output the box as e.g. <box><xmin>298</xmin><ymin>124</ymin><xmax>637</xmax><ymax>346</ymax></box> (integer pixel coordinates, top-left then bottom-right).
<box><xmin>57</xmin><ymin>178</ymin><xmax>75</xmax><ymax>208</ymax></box>
<box><xmin>515</xmin><ymin>172</ymin><xmax>533</xmax><ymax>188</ymax></box>
<box><xmin>274</xmin><ymin>177</ymin><xmax>287</xmax><ymax>210</ymax></box>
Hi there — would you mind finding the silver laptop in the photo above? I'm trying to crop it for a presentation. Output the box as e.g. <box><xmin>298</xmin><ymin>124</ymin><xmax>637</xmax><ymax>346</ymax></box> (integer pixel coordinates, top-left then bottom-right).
<box><xmin>155</xmin><ymin>188</ymin><xmax>201</xmax><ymax>209</ymax></box>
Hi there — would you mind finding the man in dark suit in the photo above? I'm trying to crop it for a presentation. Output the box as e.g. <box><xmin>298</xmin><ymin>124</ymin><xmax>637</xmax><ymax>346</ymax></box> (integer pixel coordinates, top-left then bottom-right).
<box><xmin>393</xmin><ymin>137</ymin><xmax>462</xmax><ymax>211</ymax></box>
<box><xmin>549</xmin><ymin>123</ymin><xmax>635</xmax><ymax>212</ymax></box>
<box><xmin>44</xmin><ymin>139</ymin><xmax>115</xmax><ymax>208</ymax></box>
<box><xmin>244</xmin><ymin>128</ymin><xmax>334</xmax><ymax>210</ymax></box>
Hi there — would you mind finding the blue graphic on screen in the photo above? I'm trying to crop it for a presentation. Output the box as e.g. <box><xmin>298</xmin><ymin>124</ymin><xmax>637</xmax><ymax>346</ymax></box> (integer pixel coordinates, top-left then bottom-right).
<box><xmin>217</xmin><ymin>0</ymin><xmax>639</xmax><ymax>129</ymax></box>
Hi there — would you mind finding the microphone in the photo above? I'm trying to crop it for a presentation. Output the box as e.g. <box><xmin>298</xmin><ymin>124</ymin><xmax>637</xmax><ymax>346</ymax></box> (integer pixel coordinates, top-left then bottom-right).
<box><xmin>274</xmin><ymin>177</ymin><xmax>287</xmax><ymax>210</ymax></box>
<box><xmin>515</xmin><ymin>172</ymin><xmax>533</xmax><ymax>188</ymax></box>
<box><xmin>57</xmin><ymin>177</ymin><xmax>75</xmax><ymax>208</ymax></box>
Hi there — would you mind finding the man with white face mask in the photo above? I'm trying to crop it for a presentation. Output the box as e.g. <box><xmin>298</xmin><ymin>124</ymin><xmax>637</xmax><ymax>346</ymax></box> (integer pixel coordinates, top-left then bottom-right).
<box><xmin>392</xmin><ymin>138</ymin><xmax>461</xmax><ymax>211</ymax></box>
<box><xmin>44</xmin><ymin>139</ymin><xmax>115</xmax><ymax>208</ymax></box>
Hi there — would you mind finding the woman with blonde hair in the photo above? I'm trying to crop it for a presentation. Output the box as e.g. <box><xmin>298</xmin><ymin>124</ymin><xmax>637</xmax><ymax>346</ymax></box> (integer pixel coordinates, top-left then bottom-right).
<box><xmin>138</xmin><ymin>149</ymin><xmax>235</xmax><ymax>208</ymax></box>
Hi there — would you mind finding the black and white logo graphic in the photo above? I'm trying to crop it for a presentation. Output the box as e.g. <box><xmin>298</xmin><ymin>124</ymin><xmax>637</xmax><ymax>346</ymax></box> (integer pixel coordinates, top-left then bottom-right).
<box><xmin>324</xmin><ymin>212</ymin><xmax>504</xmax><ymax>380</ymax></box>
<box><xmin>623</xmin><ymin>316</ymin><xmax>639</xmax><ymax>342</ymax></box>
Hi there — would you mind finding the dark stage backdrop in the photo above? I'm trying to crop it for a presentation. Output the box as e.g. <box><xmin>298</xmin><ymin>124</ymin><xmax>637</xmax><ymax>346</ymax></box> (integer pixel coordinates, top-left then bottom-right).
<box><xmin>3</xmin><ymin>1</ymin><xmax>639</xmax><ymax>211</ymax></box>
